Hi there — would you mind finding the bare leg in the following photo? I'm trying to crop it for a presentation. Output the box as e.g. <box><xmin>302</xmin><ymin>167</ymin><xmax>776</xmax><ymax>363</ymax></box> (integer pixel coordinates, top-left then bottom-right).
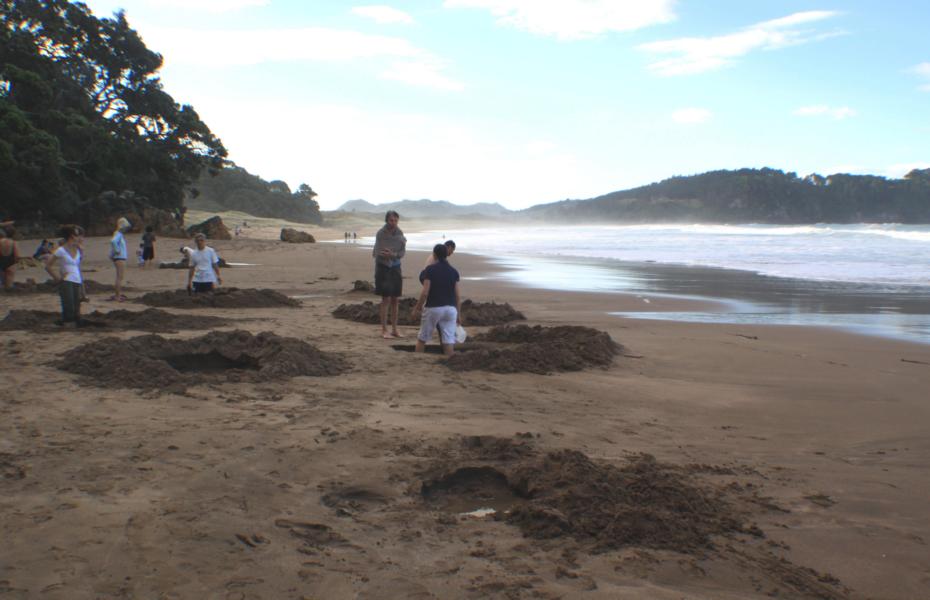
<box><xmin>390</xmin><ymin>297</ymin><xmax>402</xmax><ymax>336</ymax></box>
<box><xmin>415</xmin><ymin>340</ymin><xmax>426</xmax><ymax>353</ymax></box>
<box><xmin>114</xmin><ymin>260</ymin><xmax>125</xmax><ymax>298</ymax></box>
<box><xmin>3</xmin><ymin>268</ymin><xmax>13</xmax><ymax>291</ymax></box>
<box><xmin>441</xmin><ymin>344</ymin><xmax>454</xmax><ymax>357</ymax></box>
<box><xmin>380</xmin><ymin>296</ymin><xmax>390</xmax><ymax>337</ymax></box>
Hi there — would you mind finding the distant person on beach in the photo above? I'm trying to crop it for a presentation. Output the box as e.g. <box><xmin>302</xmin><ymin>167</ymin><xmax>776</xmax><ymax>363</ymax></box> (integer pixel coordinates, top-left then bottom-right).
<box><xmin>0</xmin><ymin>226</ymin><xmax>19</xmax><ymax>291</ymax></box>
<box><xmin>141</xmin><ymin>225</ymin><xmax>156</xmax><ymax>268</ymax></box>
<box><xmin>373</xmin><ymin>210</ymin><xmax>406</xmax><ymax>338</ymax></box>
<box><xmin>45</xmin><ymin>225</ymin><xmax>85</xmax><ymax>327</ymax></box>
<box><xmin>413</xmin><ymin>243</ymin><xmax>461</xmax><ymax>356</ymax></box>
<box><xmin>33</xmin><ymin>239</ymin><xmax>51</xmax><ymax>260</ymax></box>
<box><xmin>109</xmin><ymin>217</ymin><xmax>130</xmax><ymax>301</ymax></box>
<box><xmin>187</xmin><ymin>233</ymin><xmax>221</xmax><ymax>294</ymax></box>
<box><xmin>352</xmin><ymin>232</ymin><xmax>357</xmax><ymax>242</ymax></box>
<box><xmin>136</xmin><ymin>243</ymin><xmax>145</xmax><ymax>267</ymax></box>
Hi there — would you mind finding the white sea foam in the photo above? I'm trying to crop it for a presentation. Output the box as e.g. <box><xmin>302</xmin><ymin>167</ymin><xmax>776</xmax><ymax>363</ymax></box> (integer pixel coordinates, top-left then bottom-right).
<box><xmin>400</xmin><ymin>224</ymin><xmax>930</xmax><ymax>286</ymax></box>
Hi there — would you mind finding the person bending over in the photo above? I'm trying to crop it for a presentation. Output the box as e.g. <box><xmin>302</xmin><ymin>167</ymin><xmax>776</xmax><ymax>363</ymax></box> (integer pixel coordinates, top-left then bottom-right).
<box><xmin>413</xmin><ymin>243</ymin><xmax>461</xmax><ymax>357</ymax></box>
<box><xmin>187</xmin><ymin>233</ymin><xmax>221</xmax><ymax>293</ymax></box>
<box><xmin>372</xmin><ymin>210</ymin><xmax>406</xmax><ymax>338</ymax></box>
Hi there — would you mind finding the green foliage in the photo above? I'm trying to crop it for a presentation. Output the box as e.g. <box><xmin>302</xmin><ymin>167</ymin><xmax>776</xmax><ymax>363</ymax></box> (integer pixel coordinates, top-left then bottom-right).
<box><xmin>529</xmin><ymin>168</ymin><xmax>930</xmax><ymax>224</ymax></box>
<box><xmin>190</xmin><ymin>166</ymin><xmax>322</xmax><ymax>224</ymax></box>
<box><xmin>0</xmin><ymin>0</ymin><xmax>227</xmax><ymax>222</ymax></box>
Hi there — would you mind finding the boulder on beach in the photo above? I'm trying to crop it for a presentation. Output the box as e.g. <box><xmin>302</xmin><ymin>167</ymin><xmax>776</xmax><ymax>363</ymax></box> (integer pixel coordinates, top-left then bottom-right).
<box><xmin>280</xmin><ymin>228</ymin><xmax>316</xmax><ymax>243</ymax></box>
<box><xmin>352</xmin><ymin>280</ymin><xmax>374</xmax><ymax>292</ymax></box>
<box><xmin>186</xmin><ymin>216</ymin><xmax>231</xmax><ymax>240</ymax></box>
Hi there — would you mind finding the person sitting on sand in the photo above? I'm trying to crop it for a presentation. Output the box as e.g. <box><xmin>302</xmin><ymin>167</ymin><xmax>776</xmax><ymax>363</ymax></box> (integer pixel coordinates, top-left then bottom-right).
<box><xmin>373</xmin><ymin>210</ymin><xmax>407</xmax><ymax>339</ymax></box>
<box><xmin>108</xmin><ymin>217</ymin><xmax>131</xmax><ymax>301</ymax></box>
<box><xmin>45</xmin><ymin>225</ymin><xmax>85</xmax><ymax>327</ymax></box>
<box><xmin>413</xmin><ymin>243</ymin><xmax>461</xmax><ymax>356</ymax></box>
<box><xmin>33</xmin><ymin>239</ymin><xmax>50</xmax><ymax>260</ymax></box>
<box><xmin>0</xmin><ymin>226</ymin><xmax>19</xmax><ymax>291</ymax></box>
<box><xmin>141</xmin><ymin>225</ymin><xmax>156</xmax><ymax>268</ymax></box>
<box><xmin>186</xmin><ymin>233</ymin><xmax>221</xmax><ymax>294</ymax></box>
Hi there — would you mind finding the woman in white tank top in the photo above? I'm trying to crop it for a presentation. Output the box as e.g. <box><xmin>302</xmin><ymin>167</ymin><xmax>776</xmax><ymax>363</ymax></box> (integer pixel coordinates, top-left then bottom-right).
<box><xmin>45</xmin><ymin>225</ymin><xmax>86</xmax><ymax>327</ymax></box>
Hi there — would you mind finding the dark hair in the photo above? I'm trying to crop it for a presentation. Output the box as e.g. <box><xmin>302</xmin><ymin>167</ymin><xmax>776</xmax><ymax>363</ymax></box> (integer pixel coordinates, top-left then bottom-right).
<box><xmin>444</xmin><ymin>240</ymin><xmax>456</xmax><ymax>251</ymax></box>
<box><xmin>432</xmin><ymin>243</ymin><xmax>448</xmax><ymax>262</ymax></box>
<box><xmin>58</xmin><ymin>224</ymin><xmax>83</xmax><ymax>240</ymax></box>
<box><xmin>145</xmin><ymin>225</ymin><xmax>154</xmax><ymax>233</ymax></box>
<box><xmin>385</xmin><ymin>210</ymin><xmax>400</xmax><ymax>222</ymax></box>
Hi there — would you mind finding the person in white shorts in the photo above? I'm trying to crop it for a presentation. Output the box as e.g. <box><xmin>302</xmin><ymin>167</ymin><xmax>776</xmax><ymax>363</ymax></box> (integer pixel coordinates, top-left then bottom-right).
<box><xmin>413</xmin><ymin>243</ymin><xmax>461</xmax><ymax>356</ymax></box>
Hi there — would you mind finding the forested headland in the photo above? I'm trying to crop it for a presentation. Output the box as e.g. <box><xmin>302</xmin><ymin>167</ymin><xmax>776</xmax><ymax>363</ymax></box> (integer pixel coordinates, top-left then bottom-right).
<box><xmin>188</xmin><ymin>167</ymin><xmax>321</xmax><ymax>225</ymax></box>
<box><xmin>523</xmin><ymin>168</ymin><xmax>930</xmax><ymax>224</ymax></box>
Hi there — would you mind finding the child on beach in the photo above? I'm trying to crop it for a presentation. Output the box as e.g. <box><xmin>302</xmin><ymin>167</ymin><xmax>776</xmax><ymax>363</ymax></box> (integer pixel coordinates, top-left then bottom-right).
<box><xmin>109</xmin><ymin>217</ymin><xmax>130</xmax><ymax>301</ymax></box>
<box><xmin>141</xmin><ymin>225</ymin><xmax>156</xmax><ymax>268</ymax></box>
<box><xmin>136</xmin><ymin>244</ymin><xmax>145</xmax><ymax>268</ymax></box>
<box><xmin>44</xmin><ymin>225</ymin><xmax>85</xmax><ymax>327</ymax></box>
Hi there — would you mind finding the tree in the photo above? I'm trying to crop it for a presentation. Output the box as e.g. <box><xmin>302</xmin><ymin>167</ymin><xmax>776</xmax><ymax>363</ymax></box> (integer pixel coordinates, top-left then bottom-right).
<box><xmin>0</xmin><ymin>0</ymin><xmax>227</xmax><ymax>223</ymax></box>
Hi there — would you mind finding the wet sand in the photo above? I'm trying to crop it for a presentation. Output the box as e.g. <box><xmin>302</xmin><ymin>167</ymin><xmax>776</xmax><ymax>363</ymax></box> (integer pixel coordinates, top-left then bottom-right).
<box><xmin>1</xmin><ymin>227</ymin><xmax>929</xmax><ymax>599</ymax></box>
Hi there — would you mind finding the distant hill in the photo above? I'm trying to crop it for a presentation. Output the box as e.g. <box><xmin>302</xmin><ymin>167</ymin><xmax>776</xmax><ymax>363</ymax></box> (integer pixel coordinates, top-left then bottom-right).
<box><xmin>188</xmin><ymin>166</ymin><xmax>322</xmax><ymax>224</ymax></box>
<box><xmin>338</xmin><ymin>199</ymin><xmax>512</xmax><ymax>218</ymax></box>
<box><xmin>521</xmin><ymin>168</ymin><xmax>930</xmax><ymax>224</ymax></box>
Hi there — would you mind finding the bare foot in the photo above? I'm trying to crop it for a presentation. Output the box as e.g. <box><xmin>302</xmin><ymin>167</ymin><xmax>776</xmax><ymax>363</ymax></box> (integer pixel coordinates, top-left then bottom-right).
<box><xmin>381</xmin><ymin>331</ymin><xmax>393</xmax><ymax>339</ymax></box>
<box><xmin>391</xmin><ymin>331</ymin><xmax>404</xmax><ymax>338</ymax></box>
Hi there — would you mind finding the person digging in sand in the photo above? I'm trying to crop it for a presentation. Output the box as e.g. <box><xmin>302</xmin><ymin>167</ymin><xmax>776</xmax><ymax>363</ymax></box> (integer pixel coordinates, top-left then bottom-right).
<box><xmin>45</xmin><ymin>225</ymin><xmax>86</xmax><ymax>327</ymax></box>
<box><xmin>373</xmin><ymin>210</ymin><xmax>406</xmax><ymax>338</ymax></box>
<box><xmin>413</xmin><ymin>243</ymin><xmax>461</xmax><ymax>356</ymax></box>
<box><xmin>108</xmin><ymin>216</ymin><xmax>131</xmax><ymax>301</ymax></box>
<box><xmin>186</xmin><ymin>233</ymin><xmax>222</xmax><ymax>294</ymax></box>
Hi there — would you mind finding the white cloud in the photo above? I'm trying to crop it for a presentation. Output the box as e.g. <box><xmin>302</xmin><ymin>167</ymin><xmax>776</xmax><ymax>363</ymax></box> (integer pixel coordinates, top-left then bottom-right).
<box><xmin>884</xmin><ymin>162</ymin><xmax>930</xmax><ymax>178</ymax></box>
<box><xmin>147</xmin><ymin>0</ymin><xmax>269</xmax><ymax>12</ymax></box>
<box><xmin>140</xmin><ymin>26</ymin><xmax>463</xmax><ymax>91</ymax></box>
<box><xmin>671</xmin><ymin>107</ymin><xmax>711</xmax><ymax>124</ymax></box>
<box><xmin>793</xmin><ymin>105</ymin><xmax>857</xmax><ymax>120</ymax></box>
<box><xmin>639</xmin><ymin>10</ymin><xmax>842</xmax><ymax>76</ymax></box>
<box><xmin>909</xmin><ymin>62</ymin><xmax>930</xmax><ymax>92</ymax></box>
<box><xmin>380</xmin><ymin>60</ymin><xmax>465</xmax><ymax>91</ymax></box>
<box><xmin>352</xmin><ymin>5</ymin><xmax>415</xmax><ymax>25</ymax></box>
<box><xmin>443</xmin><ymin>0</ymin><xmax>676</xmax><ymax>40</ymax></box>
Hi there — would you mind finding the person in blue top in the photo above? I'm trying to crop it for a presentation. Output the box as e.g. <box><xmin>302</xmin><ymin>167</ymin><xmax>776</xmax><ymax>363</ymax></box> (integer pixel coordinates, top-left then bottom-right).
<box><xmin>413</xmin><ymin>243</ymin><xmax>461</xmax><ymax>356</ymax></box>
<box><xmin>109</xmin><ymin>216</ymin><xmax>130</xmax><ymax>301</ymax></box>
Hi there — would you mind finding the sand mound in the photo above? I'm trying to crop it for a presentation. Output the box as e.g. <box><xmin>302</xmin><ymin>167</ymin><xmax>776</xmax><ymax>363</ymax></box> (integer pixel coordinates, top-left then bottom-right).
<box><xmin>420</xmin><ymin>437</ymin><xmax>749</xmax><ymax>553</ymax></box>
<box><xmin>9</xmin><ymin>279</ymin><xmax>124</xmax><ymax>294</ymax></box>
<box><xmin>138</xmin><ymin>287</ymin><xmax>301</xmax><ymax>309</ymax></box>
<box><xmin>445</xmin><ymin>325</ymin><xmax>620</xmax><ymax>374</ymax></box>
<box><xmin>332</xmin><ymin>298</ymin><xmax>525</xmax><ymax>327</ymax></box>
<box><xmin>0</xmin><ymin>308</ymin><xmax>230</xmax><ymax>333</ymax></box>
<box><xmin>56</xmin><ymin>330</ymin><xmax>349</xmax><ymax>391</ymax></box>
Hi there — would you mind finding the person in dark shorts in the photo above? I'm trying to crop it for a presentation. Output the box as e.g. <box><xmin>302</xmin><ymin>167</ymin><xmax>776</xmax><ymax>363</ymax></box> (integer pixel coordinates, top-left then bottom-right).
<box><xmin>373</xmin><ymin>210</ymin><xmax>407</xmax><ymax>338</ymax></box>
<box><xmin>186</xmin><ymin>233</ymin><xmax>222</xmax><ymax>293</ymax></box>
<box><xmin>141</xmin><ymin>225</ymin><xmax>156</xmax><ymax>268</ymax></box>
<box><xmin>44</xmin><ymin>225</ymin><xmax>85</xmax><ymax>327</ymax></box>
<box><xmin>413</xmin><ymin>243</ymin><xmax>461</xmax><ymax>356</ymax></box>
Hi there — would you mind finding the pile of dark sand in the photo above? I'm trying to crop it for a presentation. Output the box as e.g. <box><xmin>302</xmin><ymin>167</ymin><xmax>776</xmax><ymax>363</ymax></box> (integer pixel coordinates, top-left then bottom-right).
<box><xmin>137</xmin><ymin>287</ymin><xmax>301</xmax><ymax>309</ymax></box>
<box><xmin>9</xmin><ymin>279</ymin><xmax>123</xmax><ymax>294</ymax></box>
<box><xmin>0</xmin><ymin>308</ymin><xmax>230</xmax><ymax>333</ymax></box>
<box><xmin>332</xmin><ymin>298</ymin><xmax>524</xmax><ymax>327</ymax></box>
<box><xmin>56</xmin><ymin>329</ymin><xmax>349</xmax><ymax>391</ymax></box>
<box><xmin>445</xmin><ymin>325</ymin><xmax>619</xmax><ymax>374</ymax></box>
<box><xmin>420</xmin><ymin>436</ymin><xmax>750</xmax><ymax>553</ymax></box>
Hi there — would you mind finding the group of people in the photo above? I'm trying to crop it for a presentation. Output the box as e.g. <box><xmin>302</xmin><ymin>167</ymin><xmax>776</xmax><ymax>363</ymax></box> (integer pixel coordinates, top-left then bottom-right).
<box><xmin>37</xmin><ymin>219</ymin><xmax>222</xmax><ymax>327</ymax></box>
<box><xmin>373</xmin><ymin>210</ymin><xmax>462</xmax><ymax>356</ymax></box>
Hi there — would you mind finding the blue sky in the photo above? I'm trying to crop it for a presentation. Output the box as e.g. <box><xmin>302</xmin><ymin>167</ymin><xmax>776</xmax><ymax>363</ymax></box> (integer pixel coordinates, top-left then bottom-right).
<box><xmin>80</xmin><ymin>0</ymin><xmax>930</xmax><ymax>210</ymax></box>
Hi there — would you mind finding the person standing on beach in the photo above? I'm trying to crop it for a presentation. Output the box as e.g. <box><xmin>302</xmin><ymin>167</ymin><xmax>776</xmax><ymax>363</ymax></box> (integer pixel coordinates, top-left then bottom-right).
<box><xmin>413</xmin><ymin>243</ymin><xmax>461</xmax><ymax>356</ymax></box>
<box><xmin>424</xmin><ymin>239</ymin><xmax>455</xmax><ymax>268</ymax></box>
<box><xmin>373</xmin><ymin>210</ymin><xmax>406</xmax><ymax>338</ymax></box>
<box><xmin>109</xmin><ymin>217</ymin><xmax>130</xmax><ymax>301</ymax></box>
<box><xmin>0</xmin><ymin>226</ymin><xmax>19</xmax><ymax>291</ymax></box>
<box><xmin>45</xmin><ymin>225</ymin><xmax>85</xmax><ymax>327</ymax></box>
<box><xmin>187</xmin><ymin>233</ymin><xmax>222</xmax><ymax>293</ymax></box>
<box><xmin>141</xmin><ymin>225</ymin><xmax>156</xmax><ymax>269</ymax></box>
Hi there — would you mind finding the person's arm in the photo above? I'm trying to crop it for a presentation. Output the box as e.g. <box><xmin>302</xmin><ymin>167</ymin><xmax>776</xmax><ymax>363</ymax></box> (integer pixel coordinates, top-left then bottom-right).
<box><xmin>395</xmin><ymin>235</ymin><xmax>406</xmax><ymax>260</ymax></box>
<box><xmin>372</xmin><ymin>230</ymin><xmax>383</xmax><ymax>259</ymax></box>
<box><xmin>454</xmin><ymin>281</ymin><xmax>461</xmax><ymax>325</ymax></box>
<box><xmin>187</xmin><ymin>264</ymin><xmax>195</xmax><ymax>290</ymax></box>
<box><xmin>212</xmin><ymin>250</ymin><xmax>222</xmax><ymax>285</ymax></box>
<box><xmin>45</xmin><ymin>253</ymin><xmax>60</xmax><ymax>281</ymax></box>
<box><xmin>413</xmin><ymin>278</ymin><xmax>431</xmax><ymax>316</ymax></box>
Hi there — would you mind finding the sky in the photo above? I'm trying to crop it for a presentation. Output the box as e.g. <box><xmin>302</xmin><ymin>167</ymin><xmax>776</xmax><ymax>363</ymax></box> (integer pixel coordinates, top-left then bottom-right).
<box><xmin>79</xmin><ymin>0</ymin><xmax>930</xmax><ymax>210</ymax></box>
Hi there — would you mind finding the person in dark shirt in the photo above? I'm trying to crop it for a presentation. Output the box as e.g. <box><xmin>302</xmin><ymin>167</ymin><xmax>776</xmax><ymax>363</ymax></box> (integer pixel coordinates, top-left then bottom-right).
<box><xmin>413</xmin><ymin>243</ymin><xmax>461</xmax><ymax>356</ymax></box>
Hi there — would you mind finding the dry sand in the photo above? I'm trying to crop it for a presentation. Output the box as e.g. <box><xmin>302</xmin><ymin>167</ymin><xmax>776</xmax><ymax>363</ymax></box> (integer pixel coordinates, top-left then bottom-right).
<box><xmin>1</xmin><ymin>222</ymin><xmax>929</xmax><ymax>599</ymax></box>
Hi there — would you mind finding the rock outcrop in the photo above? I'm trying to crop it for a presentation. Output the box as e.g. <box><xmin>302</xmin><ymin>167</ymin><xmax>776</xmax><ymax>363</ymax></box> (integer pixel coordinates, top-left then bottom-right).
<box><xmin>280</xmin><ymin>228</ymin><xmax>315</xmax><ymax>243</ymax></box>
<box><xmin>186</xmin><ymin>216</ymin><xmax>232</xmax><ymax>240</ymax></box>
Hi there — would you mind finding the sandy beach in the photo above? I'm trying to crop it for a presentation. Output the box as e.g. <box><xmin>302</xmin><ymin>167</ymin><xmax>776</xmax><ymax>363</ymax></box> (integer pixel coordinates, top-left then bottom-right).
<box><xmin>2</xmin><ymin>224</ymin><xmax>929</xmax><ymax>600</ymax></box>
